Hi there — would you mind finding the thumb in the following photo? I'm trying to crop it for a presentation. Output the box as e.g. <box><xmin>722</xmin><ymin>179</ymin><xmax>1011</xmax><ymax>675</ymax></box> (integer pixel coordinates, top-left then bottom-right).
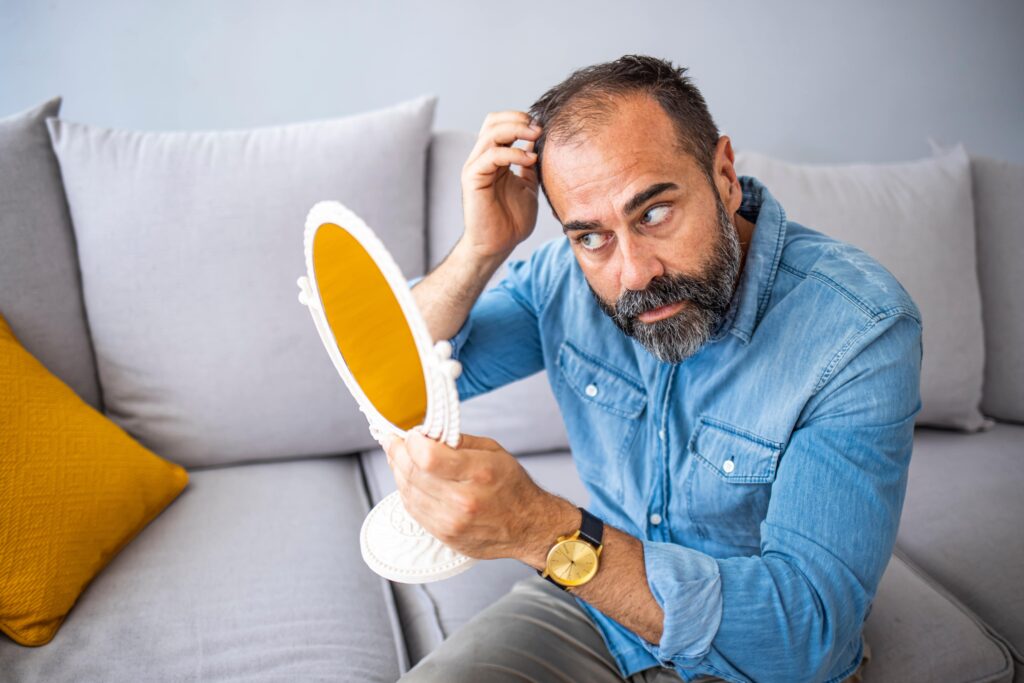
<box><xmin>455</xmin><ymin>432</ymin><xmax>500</xmax><ymax>451</ymax></box>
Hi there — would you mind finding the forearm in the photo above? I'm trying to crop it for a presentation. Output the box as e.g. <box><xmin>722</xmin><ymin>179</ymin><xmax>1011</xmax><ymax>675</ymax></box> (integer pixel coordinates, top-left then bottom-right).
<box><xmin>519</xmin><ymin>494</ymin><xmax>666</xmax><ymax>645</ymax></box>
<box><xmin>412</xmin><ymin>239</ymin><xmax>511</xmax><ymax>343</ymax></box>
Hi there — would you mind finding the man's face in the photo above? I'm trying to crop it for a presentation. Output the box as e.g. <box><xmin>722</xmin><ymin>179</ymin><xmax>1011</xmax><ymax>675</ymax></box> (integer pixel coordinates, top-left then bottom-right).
<box><xmin>542</xmin><ymin>94</ymin><xmax>743</xmax><ymax>364</ymax></box>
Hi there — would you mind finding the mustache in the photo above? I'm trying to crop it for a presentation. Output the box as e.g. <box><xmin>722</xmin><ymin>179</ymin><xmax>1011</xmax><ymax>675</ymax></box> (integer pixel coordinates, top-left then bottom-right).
<box><xmin>613</xmin><ymin>271</ymin><xmax>727</xmax><ymax>324</ymax></box>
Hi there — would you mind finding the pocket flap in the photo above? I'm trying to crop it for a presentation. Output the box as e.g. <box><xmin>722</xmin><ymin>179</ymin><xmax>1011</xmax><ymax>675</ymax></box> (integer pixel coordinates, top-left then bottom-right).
<box><xmin>558</xmin><ymin>341</ymin><xmax>646</xmax><ymax>419</ymax></box>
<box><xmin>690</xmin><ymin>419</ymin><xmax>782</xmax><ymax>483</ymax></box>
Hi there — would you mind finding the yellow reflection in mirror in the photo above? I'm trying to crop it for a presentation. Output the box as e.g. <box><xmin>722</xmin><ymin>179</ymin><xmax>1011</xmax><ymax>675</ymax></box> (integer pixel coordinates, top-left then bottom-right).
<box><xmin>313</xmin><ymin>223</ymin><xmax>427</xmax><ymax>431</ymax></box>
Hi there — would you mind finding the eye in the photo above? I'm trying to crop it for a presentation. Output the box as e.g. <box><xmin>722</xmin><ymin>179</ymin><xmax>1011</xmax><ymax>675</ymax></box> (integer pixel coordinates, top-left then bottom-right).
<box><xmin>576</xmin><ymin>232</ymin><xmax>610</xmax><ymax>251</ymax></box>
<box><xmin>641</xmin><ymin>205</ymin><xmax>672</xmax><ymax>226</ymax></box>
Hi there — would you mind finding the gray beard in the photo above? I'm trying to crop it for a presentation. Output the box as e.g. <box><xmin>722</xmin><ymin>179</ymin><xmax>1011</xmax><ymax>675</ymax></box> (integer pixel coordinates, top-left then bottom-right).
<box><xmin>588</xmin><ymin>198</ymin><xmax>742</xmax><ymax>364</ymax></box>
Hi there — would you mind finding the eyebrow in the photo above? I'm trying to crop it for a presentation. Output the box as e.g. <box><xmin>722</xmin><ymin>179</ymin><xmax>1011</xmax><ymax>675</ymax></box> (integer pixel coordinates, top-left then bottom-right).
<box><xmin>562</xmin><ymin>182</ymin><xmax>680</xmax><ymax>234</ymax></box>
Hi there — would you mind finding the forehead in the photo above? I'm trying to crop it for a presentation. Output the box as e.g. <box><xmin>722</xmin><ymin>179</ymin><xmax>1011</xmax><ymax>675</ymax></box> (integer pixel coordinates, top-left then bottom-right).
<box><xmin>542</xmin><ymin>94</ymin><xmax>699</xmax><ymax>216</ymax></box>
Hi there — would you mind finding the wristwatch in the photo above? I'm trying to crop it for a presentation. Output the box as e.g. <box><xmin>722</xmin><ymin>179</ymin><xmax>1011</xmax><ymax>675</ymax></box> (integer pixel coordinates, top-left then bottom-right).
<box><xmin>539</xmin><ymin>508</ymin><xmax>604</xmax><ymax>590</ymax></box>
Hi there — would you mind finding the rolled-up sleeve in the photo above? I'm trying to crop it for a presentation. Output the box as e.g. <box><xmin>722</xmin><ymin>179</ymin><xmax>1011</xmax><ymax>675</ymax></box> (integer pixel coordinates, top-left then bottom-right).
<box><xmin>640</xmin><ymin>540</ymin><xmax>723</xmax><ymax>668</ymax></box>
<box><xmin>647</xmin><ymin>312</ymin><xmax>922</xmax><ymax>682</ymax></box>
<box><xmin>407</xmin><ymin>241</ymin><xmax>562</xmax><ymax>401</ymax></box>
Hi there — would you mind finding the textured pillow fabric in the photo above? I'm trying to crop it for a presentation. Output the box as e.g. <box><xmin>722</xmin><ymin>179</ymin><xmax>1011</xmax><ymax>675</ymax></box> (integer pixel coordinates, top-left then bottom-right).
<box><xmin>48</xmin><ymin>96</ymin><xmax>436</xmax><ymax>467</ymax></box>
<box><xmin>735</xmin><ymin>146</ymin><xmax>988</xmax><ymax>431</ymax></box>
<box><xmin>0</xmin><ymin>97</ymin><xmax>101</xmax><ymax>409</ymax></box>
<box><xmin>0</xmin><ymin>313</ymin><xmax>188</xmax><ymax>647</ymax></box>
<box><xmin>970</xmin><ymin>155</ymin><xmax>1024</xmax><ymax>424</ymax></box>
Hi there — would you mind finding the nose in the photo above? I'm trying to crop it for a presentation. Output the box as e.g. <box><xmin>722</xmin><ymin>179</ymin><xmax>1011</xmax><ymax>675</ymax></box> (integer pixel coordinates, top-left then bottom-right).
<box><xmin>618</xmin><ymin>232</ymin><xmax>665</xmax><ymax>292</ymax></box>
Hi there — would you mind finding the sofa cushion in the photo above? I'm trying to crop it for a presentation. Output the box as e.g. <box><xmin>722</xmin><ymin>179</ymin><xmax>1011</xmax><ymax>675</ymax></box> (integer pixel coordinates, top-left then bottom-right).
<box><xmin>47</xmin><ymin>96</ymin><xmax>436</xmax><ymax>468</ymax></box>
<box><xmin>0</xmin><ymin>97</ymin><xmax>100</xmax><ymax>409</ymax></box>
<box><xmin>897</xmin><ymin>423</ymin><xmax>1024</xmax><ymax>670</ymax></box>
<box><xmin>866</xmin><ymin>550</ymin><xmax>1013</xmax><ymax>682</ymax></box>
<box><xmin>362</xmin><ymin>447</ymin><xmax>1014</xmax><ymax>681</ymax></box>
<box><xmin>735</xmin><ymin>146</ymin><xmax>988</xmax><ymax>432</ymax></box>
<box><xmin>971</xmin><ymin>156</ymin><xmax>1024</xmax><ymax>424</ymax></box>
<box><xmin>0</xmin><ymin>312</ymin><xmax>189</xmax><ymax>647</ymax></box>
<box><xmin>0</xmin><ymin>457</ymin><xmax>404</xmax><ymax>682</ymax></box>
<box><xmin>426</xmin><ymin>130</ymin><xmax>569</xmax><ymax>454</ymax></box>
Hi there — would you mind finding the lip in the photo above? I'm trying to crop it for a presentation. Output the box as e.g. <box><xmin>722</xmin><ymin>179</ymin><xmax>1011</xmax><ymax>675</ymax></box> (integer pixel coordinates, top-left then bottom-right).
<box><xmin>637</xmin><ymin>301</ymin><xmax>686</xmax><ymax>323</ymax></box>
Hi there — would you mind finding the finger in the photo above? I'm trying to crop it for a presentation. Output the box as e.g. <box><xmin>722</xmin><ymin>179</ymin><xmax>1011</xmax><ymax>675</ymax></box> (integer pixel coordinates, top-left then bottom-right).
<box><xmin>390</xmin><ymin>434</ymin><xmax>453</xmax><ymax>502</ymax></box>
<box><xmin>515</xmin><ymin>138</ymin><xmax>539</xmax><ymax>184</ymax></box>
<box><xmin>405</xmin><ymin>431</ymin><xmax>468</xmax><ymax>481</ymax></box>
<box><xmin>486</xmin><ymin>121</ymin><xmax>542</xmax><ymax>149</ymax></box>
<box><xmin>455</xmin><ymin>433</ymin><xmax>501</xmax><ymax>451</ymax></box>
<box><xmin>465</xmin><ymin>147</ymin><xmax>538</xmax><ymax>188</ymax></box>
<box><xmin>478</xmin><ymin>111</ymin><xmax>534</xmax><ymax>135</ymax></box>
<box><xmin>469</xmin><ymin>120</ymin><xmax>542</xmax><ymax>162</ymax></box>
<box><xmin>392</xmin><ymin>462</ymin><xmax>440</xmax><ymax>527</ymax></box>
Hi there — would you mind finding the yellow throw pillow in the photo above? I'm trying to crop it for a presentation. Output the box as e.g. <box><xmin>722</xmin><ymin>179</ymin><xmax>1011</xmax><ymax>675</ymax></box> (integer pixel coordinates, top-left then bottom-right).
<box><xmin>0</xmin><ymin>313</ymin><xmax>189</xmax><ymax>646</ymax></box>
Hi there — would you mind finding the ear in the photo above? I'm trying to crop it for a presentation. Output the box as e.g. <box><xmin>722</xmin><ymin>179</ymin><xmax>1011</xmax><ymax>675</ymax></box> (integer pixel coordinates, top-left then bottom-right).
<box><xmin>711</xmin><ymin>136</ymin><xmax>743</xmax><ymax>215</ymax></box>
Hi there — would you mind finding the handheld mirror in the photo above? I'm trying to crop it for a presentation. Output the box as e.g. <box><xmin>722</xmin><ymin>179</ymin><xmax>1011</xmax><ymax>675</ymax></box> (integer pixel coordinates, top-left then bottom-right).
<box><xmin>296</xmin><ymin>201</ymin><xmax>476</xmax><ymax>583</ymax></box>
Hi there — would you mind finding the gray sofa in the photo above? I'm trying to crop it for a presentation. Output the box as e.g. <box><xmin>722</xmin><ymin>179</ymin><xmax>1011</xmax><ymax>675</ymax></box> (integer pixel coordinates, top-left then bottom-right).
<box><xmin>1</xmin><ymin>97</ymin><xmax>1021</xmax><ymax>682</ymax></box>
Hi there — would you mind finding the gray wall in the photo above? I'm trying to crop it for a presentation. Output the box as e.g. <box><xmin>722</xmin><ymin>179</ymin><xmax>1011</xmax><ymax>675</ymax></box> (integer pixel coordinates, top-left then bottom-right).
<box><xmin>2</xmin><ymin>0</ymin><xmax>1022</xmax><ymax>164</ymax></box>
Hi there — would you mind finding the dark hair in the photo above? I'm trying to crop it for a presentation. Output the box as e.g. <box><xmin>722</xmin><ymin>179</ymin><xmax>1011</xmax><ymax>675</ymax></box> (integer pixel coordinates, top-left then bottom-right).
<box><xmin>528</xmin><ymin>55</ymin><xmax>720</xmax><ymax>194</ymax></box>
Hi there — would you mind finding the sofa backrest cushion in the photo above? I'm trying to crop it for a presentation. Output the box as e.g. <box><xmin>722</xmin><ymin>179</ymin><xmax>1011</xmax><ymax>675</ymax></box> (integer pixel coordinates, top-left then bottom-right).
<box><xmin>426</xmin><ymin>130</ymin><xmax>569</xmax><ymax>454</ymax></box>
<box><xmin>0</xmin><ymin>97</ymin><xmax>101</xmax><ymax>409</ymax></box>
<box><xmin>972</xmin><ymin>155</ymin><xmax>1024</xmax><ymax>424</ymax></box>
<box><xmin>48</xmin><ymin>96</ymin><xmax>436</xmax><ymax>468</ymax></box>
<box><xmin>735</xmin><ymin>146</ymin><xmax>988</xmax><ymax>432</ymax></box>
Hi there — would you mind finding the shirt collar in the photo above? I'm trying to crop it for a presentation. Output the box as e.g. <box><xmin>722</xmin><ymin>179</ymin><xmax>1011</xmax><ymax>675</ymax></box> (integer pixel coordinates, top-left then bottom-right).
<box><xmin>710</xmin><ymin>175</ymin><xmax>788</xmax><ymax>345</ymax></box>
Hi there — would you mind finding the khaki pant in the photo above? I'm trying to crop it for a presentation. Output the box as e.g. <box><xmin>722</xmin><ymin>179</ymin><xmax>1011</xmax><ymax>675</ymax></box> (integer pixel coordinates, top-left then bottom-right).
<box><xmin>400</xmin><ymin>575</ymin><xmax>870</xmax><ymax>683</ymax></box>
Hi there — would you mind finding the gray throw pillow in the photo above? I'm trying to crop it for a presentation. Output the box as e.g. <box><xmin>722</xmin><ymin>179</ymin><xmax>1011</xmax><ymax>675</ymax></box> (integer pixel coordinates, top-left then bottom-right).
<box><xmin>0</xmin><ymin>97</ymin><xmax>101</xmax><ymax>409</ymax></box>
<box><xmin>48</xmin><ymin>96</ymin><xmax>437</xmax><ymax>467</ymax></box>
<box><xmin>971</xmin><ymin>155</ymin><xmax>1024</xmax><ymax>424</ymax></box>
<box><xmin>735</xmin><ymin>146</ymin><xmax>988</xmax><ymax>431</ymax></box>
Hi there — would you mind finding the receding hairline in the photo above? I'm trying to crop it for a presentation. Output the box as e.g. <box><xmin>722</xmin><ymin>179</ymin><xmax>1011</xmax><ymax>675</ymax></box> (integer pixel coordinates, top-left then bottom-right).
<box><xmin>540</xmin><ymin>90</ymin><xmax>688</xmax><ymax>152</ymax></box>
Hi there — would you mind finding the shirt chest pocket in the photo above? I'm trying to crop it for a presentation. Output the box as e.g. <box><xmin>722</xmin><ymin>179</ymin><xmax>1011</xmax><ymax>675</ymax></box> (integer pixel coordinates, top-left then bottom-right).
<box><xmin>557</xmin><ymin>341</ymin><xmax>646</xmax><ymax>502</ymax></box>
<box><xmin>686</xmin><ymin>418</ymin><xmax>783</xmax><ymax>551</ymax></box>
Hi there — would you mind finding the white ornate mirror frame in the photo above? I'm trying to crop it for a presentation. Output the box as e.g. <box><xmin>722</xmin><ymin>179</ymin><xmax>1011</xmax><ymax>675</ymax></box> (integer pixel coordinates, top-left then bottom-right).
<box><xmin>296</xmin><ymin>201</ymin><xmax>477</xmax><ymax>583</ymax></box>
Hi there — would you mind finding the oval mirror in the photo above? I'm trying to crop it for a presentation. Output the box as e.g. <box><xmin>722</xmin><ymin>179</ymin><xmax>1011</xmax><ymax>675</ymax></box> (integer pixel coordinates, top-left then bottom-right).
<box><xmin>297</xmin><ymin>201</ymin><xmax>476</xmax><ymax>583</ymax></box>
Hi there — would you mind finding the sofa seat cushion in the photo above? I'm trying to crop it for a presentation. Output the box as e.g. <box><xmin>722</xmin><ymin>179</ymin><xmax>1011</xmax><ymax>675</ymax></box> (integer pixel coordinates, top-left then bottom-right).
<box><xmin>362</xmin><ymin>447</ymin><xmax>1013</xmax><ymax>681</ymax></box>
<box><xmin>0</xmin><ymin>457</ymin><xmax>404</xmax><ymax>682</ymax></box>
<box><xmin>897</xmin><ymin>424</ymin><xmax>1024</xmax><ymax>669</ymax></box>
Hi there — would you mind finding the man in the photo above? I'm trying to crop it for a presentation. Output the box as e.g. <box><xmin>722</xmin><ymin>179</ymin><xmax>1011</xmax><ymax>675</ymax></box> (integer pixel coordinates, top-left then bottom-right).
<box><xmin>385</xmin><ymin>55</ymin><xmax>922</xmax><ymax>682</ymax></box>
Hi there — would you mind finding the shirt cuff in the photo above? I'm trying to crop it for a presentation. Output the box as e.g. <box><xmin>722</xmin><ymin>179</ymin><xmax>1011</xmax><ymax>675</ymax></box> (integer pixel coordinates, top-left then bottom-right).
<box><xmin>640</xmin><ymin>539</ymin><xmax>723</xmax><ymax>668</ymax></box>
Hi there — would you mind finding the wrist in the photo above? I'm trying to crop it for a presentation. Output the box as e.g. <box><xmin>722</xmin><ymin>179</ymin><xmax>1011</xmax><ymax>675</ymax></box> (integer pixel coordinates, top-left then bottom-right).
<box><xmin>452</xmin><ymin>236</ymin><xmax>514</xmax><ymax>274</ymax></box>
<box><xmin>519</xmin><ymin>494</ymin><xmax>580</xmax><ymax>571</ymax></box>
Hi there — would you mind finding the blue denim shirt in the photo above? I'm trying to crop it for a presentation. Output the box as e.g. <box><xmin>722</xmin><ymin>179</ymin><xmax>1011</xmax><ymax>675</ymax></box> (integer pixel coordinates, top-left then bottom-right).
<box><xmin>442</xmin><ymin>176</ymin><xmax>923</xmax><ymax>683</ymax></box>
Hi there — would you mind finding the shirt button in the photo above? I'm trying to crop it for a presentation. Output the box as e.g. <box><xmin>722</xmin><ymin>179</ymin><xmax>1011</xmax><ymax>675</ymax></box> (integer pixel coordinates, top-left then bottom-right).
<box><xmin>658</xmin><ymin>429</ymin><xmax>666</xmax><ymax>441</ymax></box>
<box><xmin>722</xmin><ymin>459</ymin><xmax>736</xmax><ymax>474</ymax></box>
<box><xmin>585</xmin><ymin>383</ymin><xmax>599</xmax><ymax>397</ymax></box>
<box><xmin>650</xmin><ymin>513</ymin><xmax>662</xmax><ymax>526</ymax></box>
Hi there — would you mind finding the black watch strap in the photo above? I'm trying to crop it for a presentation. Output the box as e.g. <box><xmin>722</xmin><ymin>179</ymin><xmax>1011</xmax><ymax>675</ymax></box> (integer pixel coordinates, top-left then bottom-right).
<box><xmin>538</xmin><ymin>508</ymin><xmax>604</xmax><ymax>591</ymax></box>
<box><xmin>578</xmin><ymin>507</ymin><xmax>603</xmax><ymax>548</ymax></box>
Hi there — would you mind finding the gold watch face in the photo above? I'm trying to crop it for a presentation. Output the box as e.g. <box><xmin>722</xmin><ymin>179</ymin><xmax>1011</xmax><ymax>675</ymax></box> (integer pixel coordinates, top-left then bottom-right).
<box><xmin>546</xmin><ymin>538</ymin><xmax>599</xmax><ymax>587</ymax></box>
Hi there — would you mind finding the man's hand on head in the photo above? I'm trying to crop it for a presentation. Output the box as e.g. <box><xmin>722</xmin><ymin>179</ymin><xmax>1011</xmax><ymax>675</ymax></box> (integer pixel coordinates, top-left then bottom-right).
<box><xmin>383</xmin><ymin>430</ymin><xmax>577</xmax><ymax>565</ymax></box>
